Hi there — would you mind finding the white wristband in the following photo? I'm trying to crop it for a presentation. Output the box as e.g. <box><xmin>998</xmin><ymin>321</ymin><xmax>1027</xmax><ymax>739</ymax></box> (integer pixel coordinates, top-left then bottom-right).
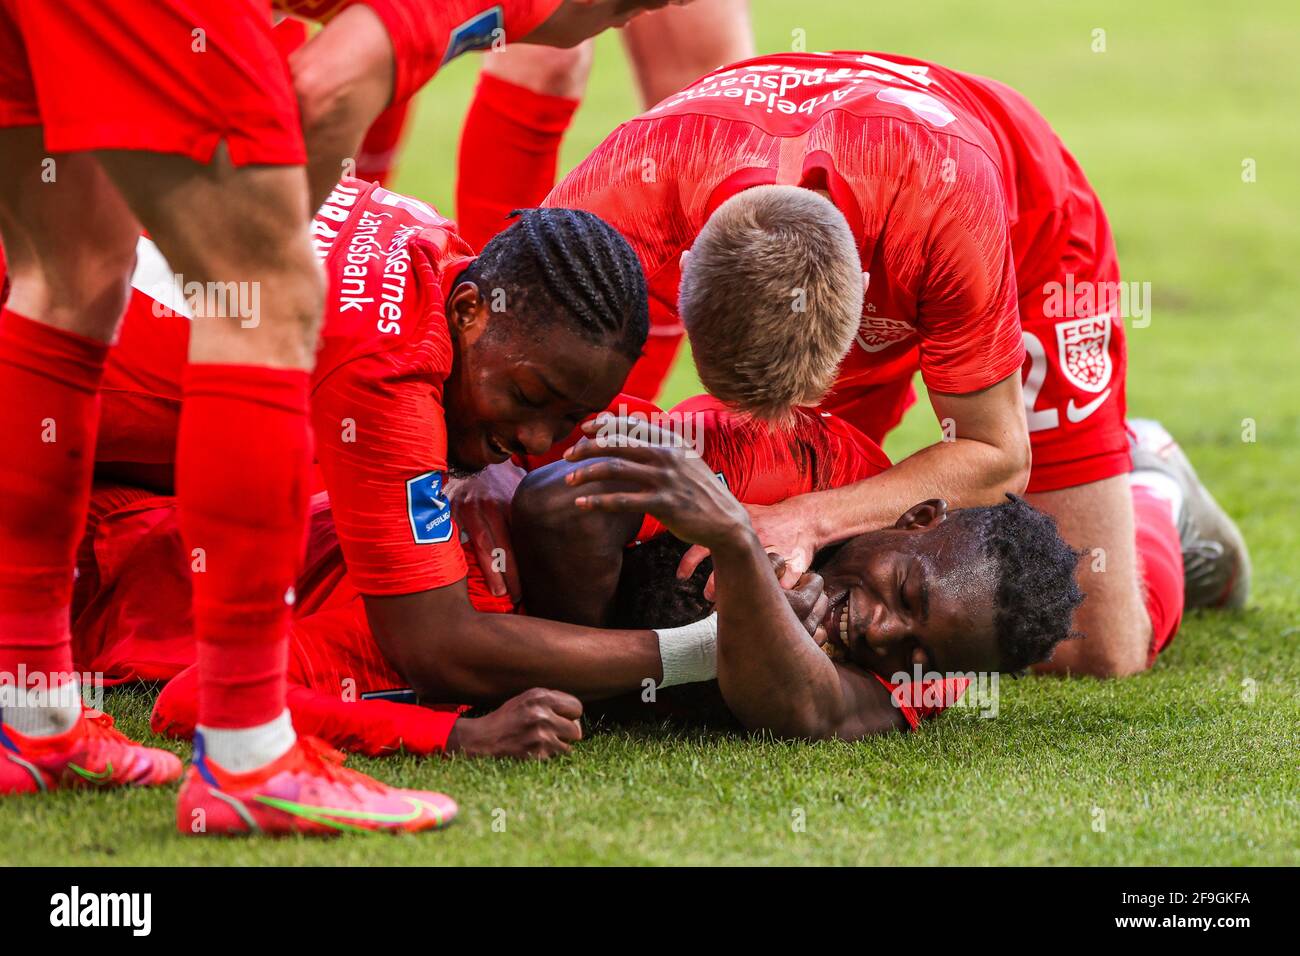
<box><xmin>654</xmin><ymin>613</ymin><xmax>719</xmax><ymax>688</ymax></box>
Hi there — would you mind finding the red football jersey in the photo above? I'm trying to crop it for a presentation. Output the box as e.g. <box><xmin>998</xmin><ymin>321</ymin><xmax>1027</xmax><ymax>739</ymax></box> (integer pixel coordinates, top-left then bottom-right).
<box><xmin>635</xmin><ymin>394</ymin><xmax>892</xmax><ymax>541</ymax></box>
<box><xmin>100</xmin><ymin>178</ymin><xmax>474</xmax><ymax>597</ymax></box>
<box><xmin>0</xmin><ymin>0</ymin><xmax>305</xmax><ymax>166</ymax></box>
<box><xmin>544</xmin><ymin>50</ymin><xmax>1095</xmax><ymax>397</ymax></box>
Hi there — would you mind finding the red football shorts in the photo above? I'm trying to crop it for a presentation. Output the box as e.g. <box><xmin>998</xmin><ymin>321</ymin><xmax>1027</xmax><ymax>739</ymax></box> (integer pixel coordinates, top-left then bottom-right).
<box><xmin>0</xmin><ymin>0</ymin><xmax>304</xmax><ymax>165</ymax></box>
<box><xmin>1013</xmin><ymin>173</ymin><xmax>1131</xmax><ymax>494</ymax></box>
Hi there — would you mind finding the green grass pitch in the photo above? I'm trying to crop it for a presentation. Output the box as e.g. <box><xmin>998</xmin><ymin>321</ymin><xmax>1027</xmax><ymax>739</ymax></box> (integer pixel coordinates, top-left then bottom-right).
<box><xmin>4</xmin><ymin>0</ymin><xmax>1297</xmax><ymax>865</ymax></box>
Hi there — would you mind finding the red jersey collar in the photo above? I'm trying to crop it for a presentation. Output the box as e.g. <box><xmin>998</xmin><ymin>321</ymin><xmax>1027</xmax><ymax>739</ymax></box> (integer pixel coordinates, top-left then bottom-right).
<box><xmin>439</xmin><ymin>254</ymin><xmax>477</xmax><ymax>310</ymax></box>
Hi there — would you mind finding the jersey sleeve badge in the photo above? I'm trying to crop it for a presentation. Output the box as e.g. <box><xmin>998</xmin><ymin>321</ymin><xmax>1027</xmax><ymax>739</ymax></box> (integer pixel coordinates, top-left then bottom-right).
<box><xmin>405</xmin><ymin>470</ymin><xmax>455</xmax><ymax>544</ymax></box>
<box><xmin>442</xmin><ymin>5</ymin><xmax>505</xmax><ymax>65</ymax></box>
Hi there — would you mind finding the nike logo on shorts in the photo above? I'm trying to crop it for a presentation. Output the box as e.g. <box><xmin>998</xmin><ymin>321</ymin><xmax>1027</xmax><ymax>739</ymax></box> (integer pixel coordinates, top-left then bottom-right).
<box><xmin>1067</xmin><ymin>388</ymin><xmax>1112</xmax><ymax>423</ymax></box>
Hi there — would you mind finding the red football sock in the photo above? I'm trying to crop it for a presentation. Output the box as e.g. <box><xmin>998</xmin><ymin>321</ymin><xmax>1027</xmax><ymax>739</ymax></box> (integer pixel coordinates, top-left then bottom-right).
<box><xmin>355</xmin><ymin>98</ymin><xmax>413</xmax><ymax>186</ymax></box>
<box><xmin>1132</xmin><ymin>484</ymin><xmax>1185</xmax><ymax>664</ymax></box>
<box><xmin>179</xmin><ymin>364</ymin><xmax>311</xmax><ymax>730</ymax></box>
<box><xmin>455</xmin><ymin>72</ymin><xmax>581</xmax><ymax>250</ymax></box>
<box><xmin>0</xmin><ymin>309</ymin><xmax>109</xmax><ymax>682</ymax></box>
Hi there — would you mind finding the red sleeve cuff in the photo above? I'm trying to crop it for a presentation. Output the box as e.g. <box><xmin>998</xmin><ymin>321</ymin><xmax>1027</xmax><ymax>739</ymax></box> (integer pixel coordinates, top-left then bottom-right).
<box><xmin>872</xmin><ymin>674</ymin><xmax>973</xmax><ymax>731</ymax></box>
<box><xmin>285</xmin><ymin>684</ymin><xmax>463</xmax><ymax>756</ymax></box>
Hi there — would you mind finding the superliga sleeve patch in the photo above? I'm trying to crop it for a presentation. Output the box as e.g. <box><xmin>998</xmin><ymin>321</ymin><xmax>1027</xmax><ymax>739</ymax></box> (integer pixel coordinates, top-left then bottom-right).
<box><xmin>441</xmin><ymin>5</ymin><xmax>505</xmax><ymax>65</ymax></box>
<box><xmin>406</xmin><ymin>470</ymin><xmax>455</xmax><ymax>544</ymax></box>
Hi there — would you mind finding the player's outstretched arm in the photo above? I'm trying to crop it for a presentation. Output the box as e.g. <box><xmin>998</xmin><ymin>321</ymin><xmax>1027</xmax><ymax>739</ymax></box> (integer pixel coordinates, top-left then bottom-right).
<box><xmin>364</xmin><ymin>578</ymin><xmax>666</xmax><ymax>704</ymax></box>
<box><xmin>564</xmin><ymin>418</ymin><xmax>906</xmax><ymax>741</ymax></box>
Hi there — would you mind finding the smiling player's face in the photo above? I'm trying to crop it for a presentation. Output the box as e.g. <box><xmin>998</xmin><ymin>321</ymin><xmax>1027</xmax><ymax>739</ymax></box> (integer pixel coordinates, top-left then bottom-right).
<box><xmin>442</xmin><ymin>282</ymin><xmax>633</xmax><ymax>473</ymax></box>
<box><xmin>816</xmin><ymin>502</ymin><xmax>1004</xmax><ymax>678</ymax></box>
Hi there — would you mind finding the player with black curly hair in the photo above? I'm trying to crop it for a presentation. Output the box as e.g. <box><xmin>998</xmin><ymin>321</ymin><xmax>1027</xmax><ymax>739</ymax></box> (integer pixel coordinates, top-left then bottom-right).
<box><xmin>609</xmin><ymin>494</ymin><xmax>1084</xmax><ymax>676</ymax></box>
<box><xmin>512</xmin><ymin>409</ymin><xmax>1085</xmax><ymax>740</ymax></box>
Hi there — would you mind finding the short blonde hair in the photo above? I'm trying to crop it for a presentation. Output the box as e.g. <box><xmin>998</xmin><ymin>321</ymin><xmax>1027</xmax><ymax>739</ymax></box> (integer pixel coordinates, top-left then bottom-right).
<box><xmin>678</xmin><ymin>185</ymin><xmax>863</xmax><ymax>422</ymax></box>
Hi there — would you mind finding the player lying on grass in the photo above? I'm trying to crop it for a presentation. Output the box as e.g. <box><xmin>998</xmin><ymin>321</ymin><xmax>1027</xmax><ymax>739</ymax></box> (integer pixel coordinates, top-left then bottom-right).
<box><xmin>503</xmin><ymin>49</ymin><xmax>1251</xmax><ymax>679</ymax></box>
<box><xmin>72</xmin><ymin>397</ymin><xmax>1083</xmax><ymax>748</ymax></box>
<box><xmin>512</xmin><ymin>410</ymin><xmax>1087</xmax><ymax>739</ymax></box>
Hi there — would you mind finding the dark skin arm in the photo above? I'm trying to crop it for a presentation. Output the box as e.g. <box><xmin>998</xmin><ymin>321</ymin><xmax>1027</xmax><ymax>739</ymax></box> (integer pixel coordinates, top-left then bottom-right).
<box><xmin>712</xmin><ymin>542</ymin><xmax>907</xmax><ymax>740</ymax></box>
<box><xmin>565</xmin><ymin>417</ymin><xmax>908</xmax><ymax>741</ymax></box>
<box><xmin>445</xmin><ymin>688</ymin><xmax>585</xmax><ymax>760</ymax></box>
<box><xmin>364</xmin><ymin>581</ymin><xmax>663</xmax><ymax>705</ymax></box>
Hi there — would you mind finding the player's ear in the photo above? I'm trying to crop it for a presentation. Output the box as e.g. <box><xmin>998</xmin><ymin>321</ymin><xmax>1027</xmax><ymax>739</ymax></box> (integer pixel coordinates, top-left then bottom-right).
<box><xmin>447</xmin><ymin>280</ymin><xmax>490</xmax><ymax>343</ymax></box>
<box><xmin>862</xmin><ymin>271</ymin><xmax>871</xmax><ymax>296</ymax></box>
<box><xmin>679</xmin><ymin>248</ymin><xmax>691</xmax><ymax>274</ymax></box>
<box><xmin>895</xmin><ymin>498</ymin><xmax>948</xmax><ymax>530</ymax></box>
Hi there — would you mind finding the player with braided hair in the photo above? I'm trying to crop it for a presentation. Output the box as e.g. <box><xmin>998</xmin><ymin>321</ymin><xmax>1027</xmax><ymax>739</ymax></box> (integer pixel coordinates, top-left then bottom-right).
<box><xmin>463</xmin><ymin>207</ymin><xmax>647</xmax><ymax>362</ymax></box>
<box><xmin>77</xmin><ymin>178</ymin><xmax>708</xmax><ymax>800</ymax></box>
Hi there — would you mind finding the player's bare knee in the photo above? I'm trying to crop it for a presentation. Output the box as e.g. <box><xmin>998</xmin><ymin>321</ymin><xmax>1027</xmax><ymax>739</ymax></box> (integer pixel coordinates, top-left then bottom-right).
<box><xmin>191</xmin><ymin>222</ymin><xmax>323</xmax><ymax>357</ymax></box>
<box><xmin>0</xmin><ymin>229</ymin><xmax>136</xmax><ymax>340</ymax></box>
<box><xmin>484</xmin><ymin>42</ymin><xmax>593</xmax><ymax>97</ymax></box>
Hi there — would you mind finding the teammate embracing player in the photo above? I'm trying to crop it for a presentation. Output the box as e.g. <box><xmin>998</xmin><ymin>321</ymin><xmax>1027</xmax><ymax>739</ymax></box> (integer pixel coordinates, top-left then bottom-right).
<box><xmin>533</xmin><ymin>50</ymin><xmax>1249</xmax><ymax>676</ymax></box>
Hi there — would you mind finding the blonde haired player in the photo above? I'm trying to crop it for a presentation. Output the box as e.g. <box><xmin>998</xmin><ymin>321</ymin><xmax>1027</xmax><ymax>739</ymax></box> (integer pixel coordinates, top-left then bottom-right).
<box><xmin>527</xmin><ymin>50</ymin><xmax>1249</xmax><ymax>676</ymax></box>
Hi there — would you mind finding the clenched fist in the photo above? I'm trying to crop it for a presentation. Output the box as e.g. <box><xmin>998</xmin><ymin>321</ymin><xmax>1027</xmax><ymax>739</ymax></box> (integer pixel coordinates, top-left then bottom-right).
<box><xmin>446</xmin><ymin>688</ymin><xmax>584</xmax><ymax>760</ymax></box>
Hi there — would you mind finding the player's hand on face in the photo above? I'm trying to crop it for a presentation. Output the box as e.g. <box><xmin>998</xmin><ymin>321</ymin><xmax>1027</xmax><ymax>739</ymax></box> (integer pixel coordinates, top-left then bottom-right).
<box><xmin>563</xmin><ymin>415</ymin><xmax>753</xmax><ymax>554</ymax></box>
<box><xmin>445</xmin><ymin>688</ymin><xmax>583</xmax><ymax>761</ymax></box>
<box><xmin>775</xmin><ymin>558</ymin><xmax>830</xmax><ymax>644</ymax></box>
<box><xmin>446</xmin><ymin>461</ymin><xmax>526</xmax><ymax>601</ymax></box>
<box><xmin>679</xmin><ymin>498</ymin><xmax>820</xmax><ymax>598</ymax></box>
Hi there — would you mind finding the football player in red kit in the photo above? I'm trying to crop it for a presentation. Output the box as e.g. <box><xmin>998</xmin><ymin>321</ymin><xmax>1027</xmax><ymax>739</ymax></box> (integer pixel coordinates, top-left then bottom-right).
<box><xmin>0</xmin><ymin>0</ymin><xmax>446</xmax><ymax>834</ymax></box>
<box><xmin>509</xmin><ymin>407</ymin><xmax>1084</xmax><ymax>739</ymax></box>
<box><xmin>534</xmin><ymin>50</ymin><xmax>1249</xmax><ymax>678</ymax></box>
<box><xmin>71</xmin><ymin>397</ymin><xmax>1083</xmax><ymax>749</ymax></box>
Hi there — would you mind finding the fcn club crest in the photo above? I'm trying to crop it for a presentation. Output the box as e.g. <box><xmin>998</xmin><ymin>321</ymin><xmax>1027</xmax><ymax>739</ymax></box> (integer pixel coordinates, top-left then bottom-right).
<box><xmin>1055</xmin><ymin>314</ymin><xmax>1113</xmax><ymax>393</ymax></box>
<box><xmin>855</xmin><ymin>315</ymin><xmax>914</xmax><ymax>353</ymax></box>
